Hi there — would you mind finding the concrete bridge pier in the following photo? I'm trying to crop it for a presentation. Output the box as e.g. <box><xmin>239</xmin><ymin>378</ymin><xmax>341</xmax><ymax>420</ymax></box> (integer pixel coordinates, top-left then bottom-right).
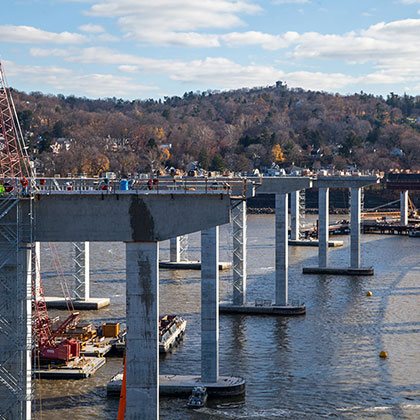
<box><xmin>160</xmin><ymin>233</ymin><xmax>231</xmax><ymax>271</ymax></box>
<box><xmin>400</xmin><ymin>190</ymin><xmax>409</xmax><ymax>226</ymax></box>
<box><xmin>201</xmin><ymin>227</ymin><xmax>219</xmax><ymax>382</ymax></box>
<box><xmin>221</xmin><ymin>177</ymin><xmax>311</xmax><ymax>316</ymax></box>
<box><xmin>275</xmin><ymin>193</ymin><xmax>288</xmax><ymax>306</ymax></box>
<box><xmin>350</xmin><ymin>187</ymin><xmax>361</xmax><ymax>269</ymax></box>
<box><xmin>318</xmin><ymin>187</ymin><xmax>329</xmax><ymax>268</ymax></box>
<box><xmin>125</xmin><ymin>241</ymin><xmax>159</xmax><ymax>420</ymax></box>
<box><xmin>169</xmin><ymin>236</ymin><xmax>182</xmax><ymax>262</ymax></box>
<box><xmin>303</xmin><ymin>175</ymin><xmax>379</xmax><ymax>276</ymax></box>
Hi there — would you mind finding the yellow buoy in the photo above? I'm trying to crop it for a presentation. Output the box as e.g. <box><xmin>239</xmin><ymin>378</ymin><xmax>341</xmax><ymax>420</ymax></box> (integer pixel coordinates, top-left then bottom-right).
<box><xmin>379</xmin><ymin>350</ymin><xmax>388</xmax><ymax>358</ymax></box>
<box><xmin>366</xmin><ymin>291</ymin><xmax>372</xmax><ymax>297</ymax></box>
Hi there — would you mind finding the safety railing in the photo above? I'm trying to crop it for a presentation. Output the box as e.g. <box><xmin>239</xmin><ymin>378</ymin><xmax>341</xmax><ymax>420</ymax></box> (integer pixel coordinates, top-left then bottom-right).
<box><xmin>31</xmin><ymin>176</ymin><xmax>256</xmax><ymax>200</ymax></box>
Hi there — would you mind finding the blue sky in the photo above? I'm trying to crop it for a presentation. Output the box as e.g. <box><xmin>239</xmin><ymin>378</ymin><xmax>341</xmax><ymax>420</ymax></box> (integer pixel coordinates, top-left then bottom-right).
<box><xmin>2</xmin><ymin>0</ymin><xmax>420</xmax><ymax>100</ymax></box>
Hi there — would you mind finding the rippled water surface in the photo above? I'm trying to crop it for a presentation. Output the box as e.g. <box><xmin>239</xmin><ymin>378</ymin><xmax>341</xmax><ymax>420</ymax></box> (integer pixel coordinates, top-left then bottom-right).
<box><xmin>36</xmin><ymin>214</ymin><xmax>420</xmax><ymax>419</ymax></box>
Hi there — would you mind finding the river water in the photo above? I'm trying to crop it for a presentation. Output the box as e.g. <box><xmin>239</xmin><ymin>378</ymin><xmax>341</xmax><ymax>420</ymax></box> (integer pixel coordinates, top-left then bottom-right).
<box><xmin>36</xmin><ymin>214</ymin><xmax>420</xmax><ymax>420</ymax></box>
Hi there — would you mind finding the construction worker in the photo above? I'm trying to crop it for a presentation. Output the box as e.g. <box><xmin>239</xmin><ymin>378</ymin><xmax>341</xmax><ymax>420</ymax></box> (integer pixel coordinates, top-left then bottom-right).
<box><xmin>0</xmin><ymin>184</ymin><xmax>5</xmax><ymax>196</ymax></box>
<box><xmin>21</xmin><ymin>176</ymin><xmax>29</xmax><ymax>195</ymax></box>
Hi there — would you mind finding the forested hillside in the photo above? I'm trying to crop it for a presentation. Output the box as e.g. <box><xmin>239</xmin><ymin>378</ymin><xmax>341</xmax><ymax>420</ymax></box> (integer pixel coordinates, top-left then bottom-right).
<box><xmin>12</xmin><ymin>82</ymin><xmax>420</xmax><ymax>176</ymax></box>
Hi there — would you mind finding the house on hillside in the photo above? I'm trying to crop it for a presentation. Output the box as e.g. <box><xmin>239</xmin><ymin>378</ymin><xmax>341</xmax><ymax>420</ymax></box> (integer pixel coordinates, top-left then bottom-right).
<box><xmin>50</xmin><ymin>137</ymin><xmax>72</xmax><ymax>154</ymax></box>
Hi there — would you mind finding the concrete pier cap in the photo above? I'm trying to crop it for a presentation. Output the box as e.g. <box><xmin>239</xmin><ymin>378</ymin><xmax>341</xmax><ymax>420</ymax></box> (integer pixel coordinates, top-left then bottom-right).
<box><xmin>313</xmin><ymin>175</ymin><xmax>381</xmax><ymax>189</ymax></box>
<box><xmin>251</xmin><ymin>176</ymin><xmax>312</xmax><ymax>194</ymax></box>
<box><xmin>33</xmin><ymin>192</ymin><xmax>231</xmax><ymax>242</ymax></box>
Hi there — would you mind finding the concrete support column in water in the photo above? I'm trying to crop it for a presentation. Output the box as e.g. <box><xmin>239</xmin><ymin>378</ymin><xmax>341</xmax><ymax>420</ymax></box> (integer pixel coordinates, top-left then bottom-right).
<box><xmin>169</xmin><ymin>237</ymin><xmax>181</xmax><ymax>262</ymax></box>
<box><xmin>232</xmin><ymin>200</ymin><xmax>247</xmax><ymax>305</ymax></box>
<box><xmin>400</xmin><ymin>190</ymin><xmax>409</xmax><ymax>226</ymax></box>
<box><xmin>125</xmin><ymin>242</ymin><xmax>159</xmax><ymax>420</ymax></box>
<box><xmin>350</xmin><ymin>187</ymin><xmax>361</xmax><ymax>269</ymax></box>
<box><xmin>290</xmin><ymin>190</ymin><xmax>300</xmax><ymax>241</ymax></box>
<box><xmin>318</xmin><ymin>188</ymin><xmax>329</xmax><ymax>268</ymax></box>
<box><xmin>275</xmin><ymin>193</ymin><xmax>288</xmax><ymax>306</ymax></box>
<box><xmin>201</xmin><ymin>226</ymin><xmax>219</xmax><ymax>383</ymax></box>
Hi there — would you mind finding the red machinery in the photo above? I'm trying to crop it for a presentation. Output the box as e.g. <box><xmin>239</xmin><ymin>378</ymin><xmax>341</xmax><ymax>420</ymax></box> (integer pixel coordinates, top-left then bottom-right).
<box><xmin>33</xmin><ymin>247</ymin><xmax>81</xmax><ymax>362</ymax></box>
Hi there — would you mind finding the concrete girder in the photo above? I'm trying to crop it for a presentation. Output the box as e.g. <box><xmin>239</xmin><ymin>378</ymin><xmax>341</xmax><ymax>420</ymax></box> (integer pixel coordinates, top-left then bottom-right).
<box><xmin>313</xmin><ymin>176</ymin><xmax>380</xmax><ymax>189</ymax></box>
<box><xmin>33</xmin><ymin>192</ymin><xmax>231</xmax><ymax>242</ymax></box>
<box><xmin>250</xmin><ymin>177</ymin><xmax>312</xmax><ymax>194</ymax></box>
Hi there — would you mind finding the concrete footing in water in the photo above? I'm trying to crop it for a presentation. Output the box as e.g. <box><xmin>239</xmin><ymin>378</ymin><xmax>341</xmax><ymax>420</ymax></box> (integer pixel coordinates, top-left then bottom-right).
<box><xmin>288</xmin><ymin>239</ymin><xmax>343</xmax><ymax>247</ymax></box>
<box><xmin>107</xmin><ymin>374</ymin><xmax>245</xmax><ymax>398</ymax></box>
<box><xmin>159</xmin><ymin>261</ymin><xmax>232</xmax><ymax>270</ymax></box>
<box><xmin>219</xmin><ymin>302</ymin><xmax>306</xmax><ymax>316</ymax></box>
<box><xmin>302</xmin><ymin>266</ymin><xmax>374</xmax><ymax>276</ymax></box>
<box><xmin>44</xmin><ymin>296</ymin><xmax>110</xmax><ymax>310</ymax></box>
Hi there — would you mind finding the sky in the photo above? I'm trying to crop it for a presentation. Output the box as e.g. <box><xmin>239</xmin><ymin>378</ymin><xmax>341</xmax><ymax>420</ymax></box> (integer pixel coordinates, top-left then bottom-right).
<box><xmin>2</xmin><ymin>0</ymin><xmax>420</xmax><ymax>100</ymax></box>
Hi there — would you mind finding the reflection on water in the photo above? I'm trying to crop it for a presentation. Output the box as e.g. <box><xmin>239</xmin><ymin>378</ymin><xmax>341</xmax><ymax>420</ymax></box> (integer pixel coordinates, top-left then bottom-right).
<box><xmin>37</xmin><ymin>214</ymin><xmax>420</xmax><ymax>419</ymax></box>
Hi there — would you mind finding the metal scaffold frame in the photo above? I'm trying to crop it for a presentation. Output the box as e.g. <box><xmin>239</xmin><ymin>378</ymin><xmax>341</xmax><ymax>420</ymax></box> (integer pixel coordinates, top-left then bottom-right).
<box><xmin>179</xmin><ymin>235</ymin><xmax>188</xmax><ymax>262</ymax></box>
<box><xmin>232</xmin><ymin>200</ymin><xmax>246</xmax><ymax>305</ymax></box>
<box><xmin>0</xmin><ymin>196</ymin><xmax>33</xmax><ymax>420</ymax></box>
<box><xmin>72</xmin><ymin>242</ymin><xmax>89</xmax><ymax>300</ymax></box>
<box><xmin>0</xmin><ymin>60</ymin><xmax>36</xmax><ymax>420</ymax></box>
<box><xmin>298</xmin><ymin>189</ymin><xmax>306</xmax><ymax>240</ymax></box>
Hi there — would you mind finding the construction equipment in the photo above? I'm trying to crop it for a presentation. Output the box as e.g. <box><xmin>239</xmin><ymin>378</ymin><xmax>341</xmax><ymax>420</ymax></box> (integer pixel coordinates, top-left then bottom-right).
<box><xmin>0</xmin><ymin>60</ymin><xmax>36</xmax><ymax>419</ymax></box>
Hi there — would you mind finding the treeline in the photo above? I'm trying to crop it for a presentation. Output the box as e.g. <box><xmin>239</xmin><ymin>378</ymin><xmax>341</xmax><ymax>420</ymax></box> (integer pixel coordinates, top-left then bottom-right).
<box><xmin>11</xmin><ymin>81</ymin><xmax>420</xmax><ymax>176</ymax></box>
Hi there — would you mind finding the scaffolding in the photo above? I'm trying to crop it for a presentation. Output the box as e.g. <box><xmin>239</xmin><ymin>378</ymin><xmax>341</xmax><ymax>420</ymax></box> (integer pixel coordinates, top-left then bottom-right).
<box><xmin>179</xmin><ymin>235</ymin><xmax>188</xmax><ymax>262</ymax></box>
<box><xmin>72</xmin><ymin>242</ymin><xmax>89</xmax><ymax>300</ymax></box>
<box><xmin>0</xmin><ymin>60</ymin><xmax>36</xmax><ymax>420</ymax></box>
<box><xmin>298</xmin><ymin>190</ymin><xmax>306</xmax><ymax>240</ymax></box>
<box><xmin>232</xmin><ymin>200</ymin><xmax>246</xmax><ymax>305</ymax></box>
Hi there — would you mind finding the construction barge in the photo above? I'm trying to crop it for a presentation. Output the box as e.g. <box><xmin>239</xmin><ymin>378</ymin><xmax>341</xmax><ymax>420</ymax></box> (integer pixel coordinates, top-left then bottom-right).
<box><xmin>112</xmin><ymin>315</ymin><xmax>187</xmax><ymax>355</ymax></box>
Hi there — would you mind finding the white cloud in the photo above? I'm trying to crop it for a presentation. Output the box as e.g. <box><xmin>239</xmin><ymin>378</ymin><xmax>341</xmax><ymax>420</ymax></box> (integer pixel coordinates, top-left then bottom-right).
<box><xmin>29</xmin><ymin>46</ymin><xmax>360</xmax><ymax>92</ymax></box>
<box><xmin>4</xmin><ymin>60</ymin><xmax>158</xmax><ymax>98</ymax></box>
<box><xmin>400</xmin><ymin>0</ymin><xmax>420</xmax><ymax>3</ymax></box>
<box><xmin>0</xmin><ymin>25</ymin><xmax>87</xmax><ymax>44</ymax></box>
<box><xmin>78</xmin><ymin>23</ymin><xmax>105</xmax><ymax>33</ymax></box>
<box><xmin>287</xmin><ymin>19</ymin><xmax>420</xmax><ymax>67</ymax></box>
<box><xmin>272</xmin><ymin>0</ymin><xmax>309</xmax><ymax>3</ymax></box>
<box><xmin>83</xmin><ymin>0</ymin><xmax>261</xmax><ymax>47</ymax></box>
<box><xmin>221</xmin><ymin>31</ymin><xmax>291</xmax><ymax>50</ymax></box>
<box><xmin>30</xmin><ymin>47</ymin><xmax>70</xmax><ymax>57</ymax></box>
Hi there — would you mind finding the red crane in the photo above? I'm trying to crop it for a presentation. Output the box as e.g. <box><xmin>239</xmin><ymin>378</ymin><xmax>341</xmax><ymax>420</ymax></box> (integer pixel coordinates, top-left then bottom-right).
<box><xmin>0</xmin><ymin>61</ymin><xmax>80</xmax><ymax>362</ymax></box>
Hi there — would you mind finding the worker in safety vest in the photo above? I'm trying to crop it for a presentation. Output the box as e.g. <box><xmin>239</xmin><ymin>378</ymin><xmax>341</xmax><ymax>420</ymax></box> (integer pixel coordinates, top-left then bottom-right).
<box><xmin>0</xmin><ymin>184</ymin><xmax>5</xmax><ymax>196</ymax></box>
<box><xmin>21</xmin><ymin>176</ymin><xmax>29</xmax><ymax>195</ymax></box>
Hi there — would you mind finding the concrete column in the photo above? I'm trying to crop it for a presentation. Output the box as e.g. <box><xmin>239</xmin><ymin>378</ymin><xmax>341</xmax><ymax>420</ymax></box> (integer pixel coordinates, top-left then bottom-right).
<box><xmin>275</xmin><ymin>194</ymin><xmax>288</xmax><ymax>306</ymax></box>
<box><xmin>350</xmin><ymin>187</ymin><xmax>361</xmax><ymax>269</ymax></box>
<box><xmin>290</xmin><ymin>190</ymin><xmax>300</xmax><ymax>241</ymax></box>
<box><xmin>400</xmin><ymin>190</ymin><xmax>409</xmax><ymax>226</ymax></box>
<box><xmin>318</xmin><ymin>188</ymin><xmax>329</xmax><ymax>268</ymax></box>
<box><xmin>232</xmin><ymin>201</ymin><xmax>247</xmax><ymax>305</ymax></box>
<box><xmin>125</xmin><ymin>242</ymin><xmax>159</xmax><ymax>420</ymax></box>
<box><xmin>72</xmin><ymin>242</ymin><xmax>90</xmax><ymax>300</ymax></box>
<box><xmin>201</xmin><ymin>226</ymin><xmax>219</xmax><ymax>383</ymax></box>
<box><xmin>170</xmin><ymin>237</ymin><xmax>181</xmax><ymax>262</ymax></box>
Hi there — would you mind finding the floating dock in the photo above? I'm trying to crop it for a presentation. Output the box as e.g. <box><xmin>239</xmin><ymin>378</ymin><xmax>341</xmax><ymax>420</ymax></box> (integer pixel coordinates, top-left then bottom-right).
<box><xmin>219</xmin><ymin>301</ymin><xmax>306</xmax><ymax>316</ymax></box>
<box><xmin>107</xmin><ymin>374</ymin><xmax>245</xmax><ymax>398</ymax></box>
<box><xmin>35</xmin><ymin>356</ymin><xmax>106</xmax><ymax>379</ymax></box>
<box><xmin>159</xmin><ymin>261</ymin><xmax>232</xmax><ymax>270</ymax></box>
<box><xmin>288</xmin><ymin>239</ymin><xmax>343</xmax><ymax>247</ymax></box>
<box><xmin>44</xmin><ymin>296</ymin><xmax>110</xmax><ymax>310</ymax></box>
<box><xmin>302</xmin><ymin>266</ymin><xmax>374</xmax><ymax>276</ymax></box>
